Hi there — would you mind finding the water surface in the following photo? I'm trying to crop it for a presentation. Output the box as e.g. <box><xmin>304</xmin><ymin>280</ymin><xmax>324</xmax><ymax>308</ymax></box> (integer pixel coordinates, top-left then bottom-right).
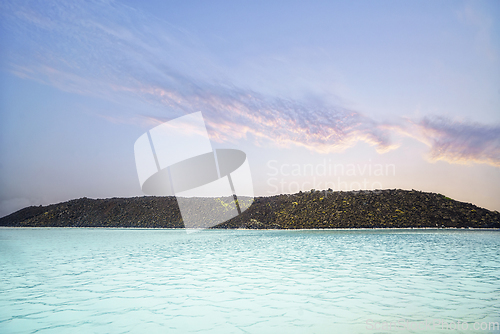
<box><xmin>1</xmin><ymin>228</ymin><xmax>499</xmax><ymax>333</ymax></box>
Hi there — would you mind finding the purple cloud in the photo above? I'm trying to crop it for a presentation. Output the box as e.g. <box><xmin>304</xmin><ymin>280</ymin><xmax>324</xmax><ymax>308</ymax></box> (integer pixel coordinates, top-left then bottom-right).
<box><xmin>413</xmin><ymin>116</ymin><xmax>500</xmax><ymax>167</ymax></box>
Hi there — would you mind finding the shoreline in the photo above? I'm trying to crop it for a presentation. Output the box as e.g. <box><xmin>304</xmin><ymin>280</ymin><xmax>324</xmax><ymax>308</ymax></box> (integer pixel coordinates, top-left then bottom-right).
<box><xmin>1</xmin><ymin>226</ymin><xmax>499</xmax><ymax>231</ymax></box>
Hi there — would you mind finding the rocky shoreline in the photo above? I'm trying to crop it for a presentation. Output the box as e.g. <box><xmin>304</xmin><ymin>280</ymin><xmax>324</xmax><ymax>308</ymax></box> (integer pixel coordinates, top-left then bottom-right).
<box><xmin>1</xmin><ymin>189</ymin><xmax>499</xmax><ymax>229</ymax></box>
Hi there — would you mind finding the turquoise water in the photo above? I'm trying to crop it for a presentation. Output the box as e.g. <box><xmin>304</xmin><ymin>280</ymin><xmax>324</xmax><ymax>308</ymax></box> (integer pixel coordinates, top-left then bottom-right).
<box><xmin>0</xmin><ymin>228</ymin><xmax>499</xmax><ymax>333</ymax></box>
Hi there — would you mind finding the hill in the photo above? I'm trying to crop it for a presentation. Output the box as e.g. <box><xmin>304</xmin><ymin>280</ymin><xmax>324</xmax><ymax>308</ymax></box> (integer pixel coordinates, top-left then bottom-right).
<box><xmin>1</xmin><ymin>189</ymin><xmax>499</xmax><ymax>229</ymax></box>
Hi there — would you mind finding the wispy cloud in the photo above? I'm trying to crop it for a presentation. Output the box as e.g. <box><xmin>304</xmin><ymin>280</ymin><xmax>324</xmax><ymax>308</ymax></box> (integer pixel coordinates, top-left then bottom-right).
<box><xmin>130</xmin><ymin>82</ymin><xmax>398</xmax><ymax>153</ymax></box>
<box><xmin>1</xmin><ymin>0</ymin><xmax>498</xmax><ymax>167</ymax></box>
<box><xmin>409</xmin><ymin>117</ymin><xmax>500</xmax><ymax>167</ymax></box>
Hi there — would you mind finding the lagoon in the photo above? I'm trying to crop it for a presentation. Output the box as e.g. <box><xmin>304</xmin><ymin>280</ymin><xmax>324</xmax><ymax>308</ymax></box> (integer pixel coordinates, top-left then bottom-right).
<box><xmin>0</xmin><ymin>228</ymin><xmax>499</xmax><ymax>333</ymax></box>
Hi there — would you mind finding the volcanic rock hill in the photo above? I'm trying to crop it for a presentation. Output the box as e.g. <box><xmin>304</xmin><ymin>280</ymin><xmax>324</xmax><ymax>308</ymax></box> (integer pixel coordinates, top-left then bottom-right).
<box><xmin>1</xmin><ymin>189</ymin><xmax>499</xmax><ymax>229</ymax></box>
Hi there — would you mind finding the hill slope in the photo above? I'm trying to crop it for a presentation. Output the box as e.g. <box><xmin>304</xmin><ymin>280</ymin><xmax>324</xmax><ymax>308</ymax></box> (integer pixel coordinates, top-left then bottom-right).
<box><xmin>1</xmin><ymin>189</ymin><xmax>499</xmax><ymax>229</ymax></box>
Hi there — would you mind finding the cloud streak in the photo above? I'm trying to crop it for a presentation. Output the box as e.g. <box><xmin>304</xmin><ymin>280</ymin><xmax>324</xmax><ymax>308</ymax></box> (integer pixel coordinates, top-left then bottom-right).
<box><xmin>1</xmin><ymin>0</ymin><xmax>499</xmax><ymax>167</ymax></box>
<box><xmin>412</xmin><ymin>117</ymin><xmax>500</xmax><ymax>167</ymax></box>
<box><xmin>133</xmin><ymin>82</ymin><xmax>398</xmax><ymax>153</ymax></box>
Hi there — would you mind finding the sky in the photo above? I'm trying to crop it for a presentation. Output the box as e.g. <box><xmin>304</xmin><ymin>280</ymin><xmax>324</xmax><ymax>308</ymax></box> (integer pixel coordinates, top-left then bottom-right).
<box><xmin>0</xmin><ymin>0</ymin><xmax>499</xmax><ymax>217</ymax></box>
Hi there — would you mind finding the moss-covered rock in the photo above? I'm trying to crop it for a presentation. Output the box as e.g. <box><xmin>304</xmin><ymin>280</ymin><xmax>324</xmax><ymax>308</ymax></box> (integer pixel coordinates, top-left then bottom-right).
<box><xmin>1</xmin><ymin>189</ymin><xmax>498</xmax><ymax>229</ymax></box>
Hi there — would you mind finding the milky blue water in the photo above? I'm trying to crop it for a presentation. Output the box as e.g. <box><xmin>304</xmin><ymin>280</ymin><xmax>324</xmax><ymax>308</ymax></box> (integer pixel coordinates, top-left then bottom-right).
<box><xmin>0</xmin><ymin>228</ymin><xmax>499</xmax><ymax>333</ymax></box>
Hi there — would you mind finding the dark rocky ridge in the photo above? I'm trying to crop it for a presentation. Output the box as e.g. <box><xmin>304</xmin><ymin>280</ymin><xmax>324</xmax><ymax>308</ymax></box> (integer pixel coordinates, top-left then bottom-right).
<box><xmin>1</xmin><ymin>189</ymin><xmax>499</xmax><ymax>229</ymax></box>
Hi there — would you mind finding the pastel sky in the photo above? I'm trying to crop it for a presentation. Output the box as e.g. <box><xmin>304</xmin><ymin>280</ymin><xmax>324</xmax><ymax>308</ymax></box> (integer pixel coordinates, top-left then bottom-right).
<box><xmin>1</xmin><ymin>0</ymin><xmax>499</xmax><ymax>217</ymax></box>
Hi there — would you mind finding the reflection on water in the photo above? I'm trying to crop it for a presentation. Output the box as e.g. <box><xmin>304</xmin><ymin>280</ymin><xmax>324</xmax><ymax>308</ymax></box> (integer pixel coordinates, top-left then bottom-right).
<box><xmin>0</xmin><ymin>228</ymin><xmax>499</xmax><ymax>333</ymax></box>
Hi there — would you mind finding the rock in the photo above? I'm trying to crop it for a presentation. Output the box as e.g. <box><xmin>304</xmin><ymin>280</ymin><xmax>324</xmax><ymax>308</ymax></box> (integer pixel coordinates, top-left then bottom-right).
<box><xmin>1</xmin><ymin>190</ymin><xmax>499</xmax><ymax>229</ymax></box>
